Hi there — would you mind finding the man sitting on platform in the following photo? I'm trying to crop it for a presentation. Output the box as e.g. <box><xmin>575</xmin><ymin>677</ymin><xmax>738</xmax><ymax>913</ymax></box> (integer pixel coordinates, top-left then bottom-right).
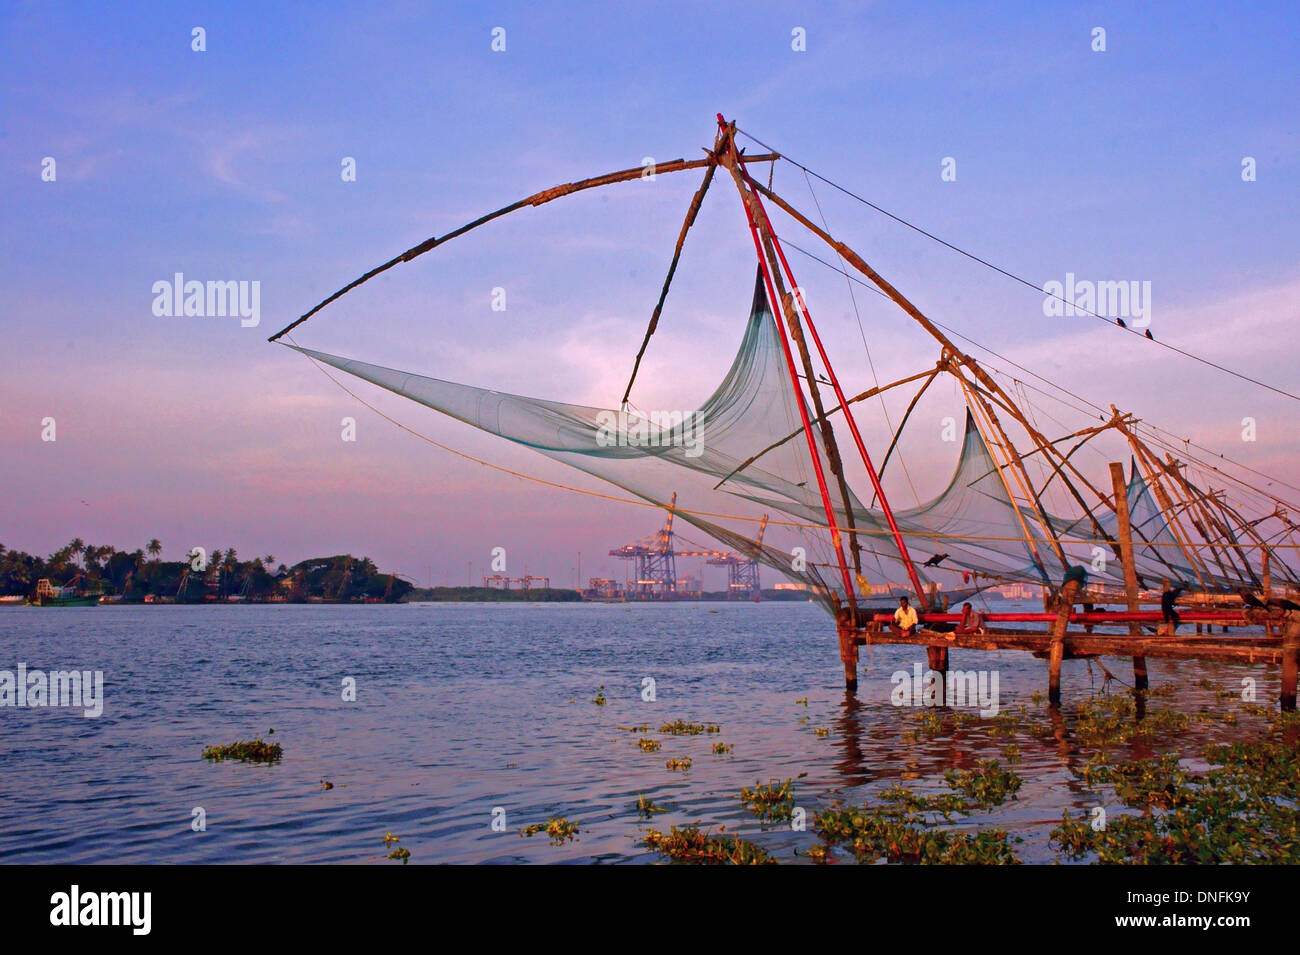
<box><xmin>892</xmin><ymin>595</ymin><xmax>919</xmax><ymax>637</ymax></box>
<box><xmin>955</xmin><ymin>602</ymin><xmax>985</xmax><ymax>636</ymax></box>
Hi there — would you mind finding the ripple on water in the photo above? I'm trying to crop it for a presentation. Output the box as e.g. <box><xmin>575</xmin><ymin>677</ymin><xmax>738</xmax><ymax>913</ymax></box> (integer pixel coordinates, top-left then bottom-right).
<box><xmin>0</xmin><ymin>602</ymin><xmax>1282</xmax><ymax>863</ymax></box>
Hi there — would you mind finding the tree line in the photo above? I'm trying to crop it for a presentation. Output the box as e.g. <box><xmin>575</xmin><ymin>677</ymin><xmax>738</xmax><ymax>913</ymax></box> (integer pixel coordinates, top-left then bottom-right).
<box><xmin>0</xmin><ymin>539</ymin><xmax>412</xmax><ymax>602</ymax></box>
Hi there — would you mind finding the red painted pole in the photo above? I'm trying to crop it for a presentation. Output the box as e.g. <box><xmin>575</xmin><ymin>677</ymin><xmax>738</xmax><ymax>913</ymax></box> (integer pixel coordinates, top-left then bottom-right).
<box><xmin>718</xmin><ymin>116</ymin><xmax>858</xmax><ymax>609</ymax></box>
<box><xmin>725</xmin><ymin>119</ymin><xmax>928</xmax><ymax>606</ymax></box>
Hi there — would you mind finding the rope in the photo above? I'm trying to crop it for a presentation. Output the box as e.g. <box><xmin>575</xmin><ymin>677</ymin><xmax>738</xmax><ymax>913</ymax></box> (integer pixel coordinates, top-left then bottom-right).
<box><xmin>774</xmin><ymin>234</ymin><xmax>1300</xmax><ymax>510</ymax></box>
<box><xmin>736</xmin><ymin>128</ymin><xmax>1300</xmax><ymax>405</ymax></box>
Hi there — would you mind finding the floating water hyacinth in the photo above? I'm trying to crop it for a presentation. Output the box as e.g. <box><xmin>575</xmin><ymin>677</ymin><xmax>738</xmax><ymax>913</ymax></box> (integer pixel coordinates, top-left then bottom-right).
<box><xmin>636</xmin><ymin>794</ymin><xmax>667</xmax><ymax>818</ymax></box>
<box><xmin>659</xmin><ymin>720</ymin><xmax>719</xmax><ymax>736</ymax></box>
<box><xmin>943</xmin><ymin>761</ymin><xmax>1023</xmax><ymax>808</ymax></box>
<box><xmin>201</xmin><ymin>736</ymin><xmax>282</xmax><ymax>763</ymax></box>
<box><xmin>740</xmin><ymin>777</ymin><xmax>799</xmax><ymax>822</ymax></box>
<box><xmin>521</xmin><ymin>817</ymin><xmax>580</xmax><ymax>844</ymax></box>
<box><xmin>641</xmin><ymin>826</ymin><xmax>774</xmax><ymax>865</ymax></box>
<box><xmin>637</xmin><ymin>737</ymin><xmax>661</xmax><ymax>752</ymax></box>
<box><xmin>665</xmin><ymin>757</ymin><xmax>692</xmax><ymax>771</ymax></box>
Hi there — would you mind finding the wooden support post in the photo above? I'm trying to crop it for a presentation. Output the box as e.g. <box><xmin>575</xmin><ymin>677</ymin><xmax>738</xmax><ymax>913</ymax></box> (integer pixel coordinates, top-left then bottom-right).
<box><xmin>837</xmin><ymin>608</ymin><xmax>859</xmax><ymax>693</ymax></box>
<box><xmin>1263</xmin><ymin>551</ymin><xmax>1274</xmax><ymax>638</ymax></box>
<box><xmin>1281</xmin><ymin>612</ymin><xmax>1300</xmax><ymax>712</ymax></box>
<box><xmin>927</xmin><ymin>644</ymin><xmax>949</xmax><ymax>703</ymax></box>
<box><xmin>1111</xmin><ymin>462</ymin><xmax>1148</xmax><ymax>693</ymax></box>
<box><xmin>1048</xmin><ymin>578</ymin><xmax>1080</xmax><ymax>706</ymax></box>
<box><xmin>1048</xmin><ymin>624</ymin><xmax>1066</xmax><ymax>707</ymax></box>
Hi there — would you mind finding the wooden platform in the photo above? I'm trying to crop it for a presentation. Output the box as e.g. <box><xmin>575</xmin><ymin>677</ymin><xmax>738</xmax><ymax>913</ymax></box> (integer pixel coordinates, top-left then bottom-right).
<box><xmin>859</xmin><ymin>626</ymin><xmax>1284</xmax><ymax>665</ymax></box>
<box><xmin>837</xmin><ymin>608</ymin><xmax>1300</xmax><ymax>710</ymax></box>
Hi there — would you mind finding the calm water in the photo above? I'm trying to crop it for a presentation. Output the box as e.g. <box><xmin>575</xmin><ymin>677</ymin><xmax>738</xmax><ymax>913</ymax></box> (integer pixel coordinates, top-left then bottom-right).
<box><xmin>0</xmin><ymin>601</ymin><xmax>1277</xmax><ymax>864</ymax></box>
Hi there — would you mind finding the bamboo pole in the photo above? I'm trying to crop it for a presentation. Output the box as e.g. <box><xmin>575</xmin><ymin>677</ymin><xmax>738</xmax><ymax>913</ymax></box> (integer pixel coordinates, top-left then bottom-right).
<box><xmin>623</xmin><ymin>140</ymin><xmax>720</xmax><ymax>404</ymax></box>
<box><xmin>1116</xmin><ymin>418</ymin><xmax>1212</xmax><ymax>587</ymax></box>
<box><xmin>870</xmin><ymin>367</ymin><xmax>941</xmax><ymax>506</ymax></box>
<box><xmin>1111</xmin><ymin>462</ymin><xmax>1148</xmax><ymax>692</ymax></box>
<box><xmin>713</xmin><ymin>367</ymin><xmax>937</xmax><ymax>489</ymax></box>
<box><xmin>267</xmin><ymin>150</ymin><xmax>780</xmax><ymax>342</ymax></box>
<box><xmin>955</xmin><ymin>375</ymin><xmax>1054</xmax><ymax>581</ymax></box>
<box><xmin>717</xmin><ymin>132</ymin><xmax>861</xmax><ymax>665</ymax></box>
<box><xmin>1282</xmin><ymin>612</ymin><xmax>1299</xmax><ymax>711</ymax></box>
<box><xmin>730</xmin><ymin>124</ymin><xmax>929</xmax><ymax>608</ymax></box>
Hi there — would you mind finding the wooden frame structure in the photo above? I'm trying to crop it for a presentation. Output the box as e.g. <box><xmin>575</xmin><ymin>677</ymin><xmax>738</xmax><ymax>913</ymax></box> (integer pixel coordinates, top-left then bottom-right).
<box><xmin>269</xmin><ymin>115</ymin><xmax>1300</xmax><ymax>711</ymax></box>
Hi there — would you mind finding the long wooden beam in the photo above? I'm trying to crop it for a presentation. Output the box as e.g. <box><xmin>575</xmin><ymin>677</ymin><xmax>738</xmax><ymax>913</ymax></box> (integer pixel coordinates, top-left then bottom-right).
<box><xmin>267</xmin><ymin>151</ymin><xmax>779</xmax><ymax>342</ymax></box>
<box><xmin>622</xmin><ymin>135</ymin><xmax>721</xmax><ymax>404</ymax></box>
<box><xmin>713</xmin><ymin>368</ymin><xmax>936</xmax><ymax>490</ymax></box>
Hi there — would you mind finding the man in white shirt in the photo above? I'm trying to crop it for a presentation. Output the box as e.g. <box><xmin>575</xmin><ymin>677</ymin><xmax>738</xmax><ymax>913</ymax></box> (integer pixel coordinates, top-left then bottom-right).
<box><xmin>892</xmin><ymin>595</ymin><xmax>919</xmax><ymax>636</ymax></box>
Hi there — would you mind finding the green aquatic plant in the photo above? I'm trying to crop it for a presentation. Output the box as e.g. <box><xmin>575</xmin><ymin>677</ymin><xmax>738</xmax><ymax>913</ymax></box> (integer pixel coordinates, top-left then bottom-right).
<box><xmin>665</xmin><ymin>757</ymin><xmax>692</xmax><ymax>771</ymax></box>
<box><xmin>1051</xmin><ymin>733</ymin><xmax>1300</xmax><ymax>863</ymax></box>
<box><xmin>382</xmin><ymin>831</ymin><xmax>409</xmax><ymax>863</ymax></box>
<box><xmin>740</xmin><ymin>777</ymin><xmax>800</xmax><ymax>822</ymax></box>
<box><xmin>636</xmin><ymin>794</ymin><xmax>667</xmax><ymax>818</ymax></box>
<box><xmin>637</xmin><ymin>737</ymin><xmax>661</xmax><ymax>752</ymax></box>
<box><xmin>712</xmin><ymin>741</ymin><xmax>733</xmax><ymax>754</ymax></box>
<box><xmin>659</xmin><ymin>719</ymin><xmax>719</xmax><ymax>736</ymax></box>
<box><xmin>593</xmin><ymin>686</ymin><xmax>607</xmax><ymax>705</ymax></box>
<box><xmin>876</xmin><ymin>784</ymin><xmax>968</xmax><ymax>822</ymax></box>
<box><xmin>943</xmin><ymin>760</ymin><xmax>1022</xmax><ymax>808</ymax></box>
<box><xmin>814</xmin><ymin>806</ymin><xmax>1020</xmax><ymax>865</ymax></box>
<box><xmin>521</xmin><ymin>817</ymin><xmax>580</xmax><ymax>845</ymax></box>
<box><xmin>641</xmin><ymin>826</ymin><xmax>774</xmax><ymax>865</ymax></box>
<box><xmin>813</xmin><ymin>727</ymin><xmax>829</xmax><ymax>738</ymax></box>
<box><xmin>202</xmin><ymin>736</ymin><xmax>282</xmax><ymax>763</ymax></box>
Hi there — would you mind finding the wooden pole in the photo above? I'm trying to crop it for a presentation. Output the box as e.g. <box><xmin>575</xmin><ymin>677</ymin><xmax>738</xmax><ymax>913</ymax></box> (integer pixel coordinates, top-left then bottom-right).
<box><xmin>1048</xmin><ymin>616</ymin><xmax>1067</xmax><ymax>707</ymax></box>
<box><xmin>1111</xmin><ymin>462</ymin><xmax>1148</xmax><ymax>693</ymax></box>
<box><xmin>728</xmin><ymin>123</ymin><xmax>929</xmax><ymax>607</ymax></box>
<box><xmin>927</xmin><ymin>644</ymin><xmax>949</xmax><ymax>699</ymax></box>
<box><xmin>837</xmin><ymin>608</ymin><xmax>859</xmax><ymax>692</ymax></box>
<box><xmin>1281</xmin><ymin>612</ymin><xmax>1299</xmax><ymax>712</ymax></box>
<box><xmin>623</xmin><ymin>143</ymin><xmax>720</xmax><ymax>404</ymax></box>
<box><xmin>267</xmin><ymin>150</ymin><xmax>780</xmax><ymax>341</ymax></box>
<box><xmin>716</xmin><ymin>130</ymin><xmax>861</xmax><ymax>661</ymax></box>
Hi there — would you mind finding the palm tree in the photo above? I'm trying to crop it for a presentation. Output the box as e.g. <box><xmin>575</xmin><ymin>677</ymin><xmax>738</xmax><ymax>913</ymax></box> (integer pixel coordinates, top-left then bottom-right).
<box><xmin>146</xmin><ymin>539</ymin><xmax>162</xmax><ymax>561</ymax></box>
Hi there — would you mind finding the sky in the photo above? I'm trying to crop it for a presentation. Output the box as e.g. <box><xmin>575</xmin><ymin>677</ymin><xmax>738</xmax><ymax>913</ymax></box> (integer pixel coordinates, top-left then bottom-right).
<box><xmin>1</xmin><ymin>0</ymin><xmax>1297</xmax><ymax>589</ymax></box>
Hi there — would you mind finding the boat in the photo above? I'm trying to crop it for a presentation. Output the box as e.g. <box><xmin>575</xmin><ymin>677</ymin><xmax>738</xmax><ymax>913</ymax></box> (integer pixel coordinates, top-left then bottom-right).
<box><xmin>267</xmin><ymin>115</ymin><xmax>1300</xmax><ymax>701</ymax></box>
<box><xmin>30</xmin><ymin>579</ymin><xmax>101</xmax><ymax>607</ymax></box>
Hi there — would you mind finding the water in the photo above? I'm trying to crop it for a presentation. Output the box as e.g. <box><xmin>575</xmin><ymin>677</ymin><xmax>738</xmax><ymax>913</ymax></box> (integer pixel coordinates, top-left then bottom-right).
<box><xmin>0</xmin><ymin>601</ymin><xmax>1277</xmax><ymax>864</ymax></box>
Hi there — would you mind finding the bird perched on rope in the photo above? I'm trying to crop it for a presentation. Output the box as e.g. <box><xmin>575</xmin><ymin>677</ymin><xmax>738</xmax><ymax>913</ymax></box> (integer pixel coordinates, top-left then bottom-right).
<box><xmin>1145</xmin><ymin>329</ymin><xmax>1155</xmax><ymax>340</ymax></box>
<box><xmin>922</xmin><ymin>552</ymin><xmax>949</xmax><ymax>567</ymax></box>
<box><xmin>1116</xmin><ymin>318</ymin><xmax>1127</xmax><ymax>329</ymax></box>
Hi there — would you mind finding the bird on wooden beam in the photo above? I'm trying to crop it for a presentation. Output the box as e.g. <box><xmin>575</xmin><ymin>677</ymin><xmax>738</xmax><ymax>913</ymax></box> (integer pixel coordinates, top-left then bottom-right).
<box><xmin>1238</xmin><ymin>589</ymin><xmax>1267</xmax><ymax>609</ymax></box>
<box><xmin>922</xmin><ymin>552</ymin><xmax>949</xmax><ymax>567</ymax></box>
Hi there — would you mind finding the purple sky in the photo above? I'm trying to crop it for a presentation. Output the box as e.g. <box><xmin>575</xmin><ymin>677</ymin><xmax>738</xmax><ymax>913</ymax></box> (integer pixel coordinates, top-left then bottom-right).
<box><xmin>2</xmin><ymin>1</ymin><xmax>1297</xmax><ymax>588</ymax></box>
